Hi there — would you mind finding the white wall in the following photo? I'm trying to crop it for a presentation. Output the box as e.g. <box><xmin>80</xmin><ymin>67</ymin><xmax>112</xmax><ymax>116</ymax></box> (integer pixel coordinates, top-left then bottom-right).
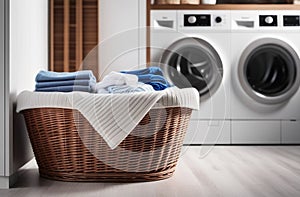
<box><xmin>99</xmin><ymin>0</ymin><xmax>147</xmax><ymax>79</ymax></box>
<box><xmin>139</xmin><ymin>0</ymin><xmax>147</xmax><ymax>68</ymax></box>
<box><xmin>7</xmin><ymin>0</ymin><xmax>48</xmax><ymax>176</ymax></box>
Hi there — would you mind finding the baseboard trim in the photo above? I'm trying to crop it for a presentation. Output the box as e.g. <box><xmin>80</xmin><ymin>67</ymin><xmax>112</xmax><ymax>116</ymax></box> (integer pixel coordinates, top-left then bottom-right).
<box><xmin>0</xmin><ymin>176</ymin><xmax>9</xmax><ymax>189</ymax></box>
<box><xmin>0</xmin><ymin>169</ymin><xmax>23</xmax><ymax>189</ymax></box>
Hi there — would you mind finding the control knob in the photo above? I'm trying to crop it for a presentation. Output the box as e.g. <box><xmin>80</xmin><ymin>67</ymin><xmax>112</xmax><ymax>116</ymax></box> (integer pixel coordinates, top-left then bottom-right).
<box><xmin>265</xmin><ymin>16</ymin><xmax>274</xmax><ymax>24</ymax></box>
<box><xmin>188</xmin><ymin>16</ymin><xmax>197</xmax><ymax>24</ymax></box>
<box><xmin>215</xmin><ymin>16</ymin><xmax>222</xmax><ymax>23</ymax></box>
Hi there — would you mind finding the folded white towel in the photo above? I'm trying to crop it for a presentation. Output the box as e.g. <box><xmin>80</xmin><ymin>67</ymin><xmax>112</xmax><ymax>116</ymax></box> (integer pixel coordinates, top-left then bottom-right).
<box><xmin>17</xmin><ymin>87</ymin><xmax>199</xmax><ymax>149</ymax></box>
<box><xmin>96</xmin><ymin>71</ymin><xmax>138</xmax><ymax>93</ymax></box>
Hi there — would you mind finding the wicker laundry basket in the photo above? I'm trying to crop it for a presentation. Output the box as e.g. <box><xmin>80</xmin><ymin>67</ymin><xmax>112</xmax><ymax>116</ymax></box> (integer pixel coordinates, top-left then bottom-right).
<box><xmin>21</xmin><ymin>107</ymin><xmax>192</xmax><ymax>182</ymax></box>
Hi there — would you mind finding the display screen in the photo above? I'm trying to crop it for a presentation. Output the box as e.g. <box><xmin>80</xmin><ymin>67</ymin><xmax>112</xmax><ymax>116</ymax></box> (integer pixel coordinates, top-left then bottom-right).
<box><xmin>283</xmin><ymin>15</ymin><xmax>300</xmax><ymax>26</ymax></box>
<box><xmin>198</xmin><ymin>15</ymin><xmax>211</xmax><ymax>26</ymax></box>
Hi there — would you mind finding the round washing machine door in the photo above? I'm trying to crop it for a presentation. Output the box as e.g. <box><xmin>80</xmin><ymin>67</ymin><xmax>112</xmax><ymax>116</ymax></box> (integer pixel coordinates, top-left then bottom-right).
<box><xmin>159</xmin><ymin>37</ymin><xmax>223</xmax><ymax>100</ymax></box>
<box><xmin>238</xmin><ymin>38</ymin><xmax>300</xmax><ymax>104</ymax></box>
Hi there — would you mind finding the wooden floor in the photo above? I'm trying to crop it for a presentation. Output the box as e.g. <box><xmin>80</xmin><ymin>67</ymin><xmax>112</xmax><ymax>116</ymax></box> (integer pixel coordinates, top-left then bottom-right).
<box><xmin>1</xmin><ymin>146</ymin><xmax>300</xmax><ymax>197</ymax></box>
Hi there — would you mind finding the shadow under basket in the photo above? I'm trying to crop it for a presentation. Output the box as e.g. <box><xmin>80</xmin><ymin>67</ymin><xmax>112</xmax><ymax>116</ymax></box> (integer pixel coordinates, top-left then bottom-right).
<box><xmin>21</xmin><ymin>107</ymin><xmax>192</xmax><ymax>182</ymax></box>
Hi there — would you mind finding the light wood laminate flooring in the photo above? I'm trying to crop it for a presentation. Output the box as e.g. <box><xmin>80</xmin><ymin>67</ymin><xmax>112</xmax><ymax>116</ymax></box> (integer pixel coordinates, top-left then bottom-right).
<box><xmin>1</xmin><ymin>146</ymin><xmax>300</xmax><ymax>197</ymax></box>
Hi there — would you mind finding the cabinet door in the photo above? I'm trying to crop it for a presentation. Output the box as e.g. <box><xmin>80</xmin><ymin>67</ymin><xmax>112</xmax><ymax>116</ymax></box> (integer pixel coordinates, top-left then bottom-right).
<box><xmin>99</xmin><ymin>0</ymin><xmax>139</xmax><ymax>76</ymax></box>
<box><xmin>0</xmin><ymin>0</ymin><xmax>5</xmax><ymax>176</ymax></box>
<box><xmin>282</xmin><ymin>121</ymin><xmax>300</xmax><ymax>144</ymax></box>
<box><xmin>232</xmin><ymin>121</ymin><xmax>281</xmax><ymax>144</ymax></box>
<box><xmin>184</xmin><ymin>120</ymin><xmax>231</xmax><ymax>145</ymax></box>
<box><xmin>50</xmin><ymin>0</ymin><xmax>99</xmax><ymax>73</ymax></box>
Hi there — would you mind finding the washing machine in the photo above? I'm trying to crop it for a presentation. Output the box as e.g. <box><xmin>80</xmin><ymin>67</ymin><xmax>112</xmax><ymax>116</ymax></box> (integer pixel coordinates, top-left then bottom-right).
<box><xmin>230</xmin><ymin>10</ymin><xmax>300</xmax><ymax>144</ymax></box>
<box><xmin>150</xmin><ymin>10</ymin><xmax>231</xmax><ymax>144</ymax></box>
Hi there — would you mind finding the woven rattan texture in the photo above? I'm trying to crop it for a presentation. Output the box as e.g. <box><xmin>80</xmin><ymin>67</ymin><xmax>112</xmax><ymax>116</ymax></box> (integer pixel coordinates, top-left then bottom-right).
<box><xmin>22</xmin><ymin>107</ymin><xmax>192</xmax><ymax>182</ymax></box>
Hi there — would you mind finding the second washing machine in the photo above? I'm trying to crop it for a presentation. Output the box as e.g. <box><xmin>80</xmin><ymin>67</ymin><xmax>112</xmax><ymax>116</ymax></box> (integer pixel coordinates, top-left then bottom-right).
<box><xmin>231</xmin><ymin>10</ymin><xmax>300</xmax><ymax>144</ymax></box>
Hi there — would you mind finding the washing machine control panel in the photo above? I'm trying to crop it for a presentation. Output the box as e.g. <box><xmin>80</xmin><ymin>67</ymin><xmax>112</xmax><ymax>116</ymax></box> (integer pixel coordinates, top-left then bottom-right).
<box><xmin>184</xmin><ymin>14</ymin><xmax>211</xmax><ymax>26</ymax></box>
<box><xmin>184</xmin><ymin>14</ymin><xmax>226</xmax><ymax>27</ymax></box>
<box><xmin>259</xmin><ymin>15</ymin><xmax>278</xmax><ymax>26</ymax></box>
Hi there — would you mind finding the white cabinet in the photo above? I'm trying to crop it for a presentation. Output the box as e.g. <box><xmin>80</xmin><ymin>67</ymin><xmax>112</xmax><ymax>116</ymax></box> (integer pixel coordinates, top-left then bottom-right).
<box><xmin>282</xmin><ymin>121</ymin><xmax>300</xmax><ymax>144</ymax></box>
<box><xmin>0</xmin><ymin>0</ymin><xmax>5</xmax><ymax>176</ymax></box>
<box><xmin>184</xmin><ymin>120</ymin><xmax>231</xmax><ymax>144</ymax></box>
<box><xmin>0</xmin><ymin>0</ymin><xmax>48</xmax><ymax>188</ymax></box>
<box><xmin>232</xmin><ymin>121</ymin><xmax>281</xmax><ymax>144</ymax></box>
<box><xmin>99</xmin><ymin>0</ymin><xmax>146</xmax><ymax>77</ymax></box>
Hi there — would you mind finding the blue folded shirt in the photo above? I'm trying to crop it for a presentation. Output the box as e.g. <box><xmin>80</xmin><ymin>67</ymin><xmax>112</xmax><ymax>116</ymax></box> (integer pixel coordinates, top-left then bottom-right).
<box><xmin>146</xmin><ymin>82</ymin><xmax>169</xmax><ymax>91</ymax></box>
<box><xmin>137</xmin><ymin>74</ymin><xmax>171</xmax><ymax>91</ymax></box>
<box><xmin>35</xmin><ymin>79</ymin><xmax>95</xmax><ymax>89</ymax></box>
<box><xmin>36</xmin><ymin>70</ymin><xmax>96</xmax><ymax>82</ymax></box>
<box><xmin>35</xmin><ymin>85</ymin><xmax>93</xmax><ymax>93</ymax></box>
<box><xmin>120</xmin><ymin>67</ymin><xmax>171</xmax><ymax>91</ymax></box>
<box><xmin>120</xmin><ymin>67</ymin><xmax>163</xmax><ymax>76</ymax></box>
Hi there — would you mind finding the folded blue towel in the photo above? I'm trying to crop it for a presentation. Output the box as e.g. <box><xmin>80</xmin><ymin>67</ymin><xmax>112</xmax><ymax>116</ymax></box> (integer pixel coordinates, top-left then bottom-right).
<box><xmin>121</xmin><ymin>67</ymin><xmax>163</xmax><ymax>76</ymax></box>
<box><xmin>137</xmin><ymin>74</ymin><xmax>167</xmax><ymax>84</ymax></box>
<box><xmin>138</xmin><ymin>74</ymin><xmax>170</xmax><ymax>91</ymax></box>
<box><xmin>35</xmin><ymin>79</ymin><xmax>95</xmax><ymax>89</ymax></box>
<box><xmin>35</xmin><ymin>86</ymin><xmax>93</xmax><ymax>93</ymax></box>
<box><xmin>36</xmin><ymin>70</ymin><xmax>96</xmax><ymax>82</ymax></box>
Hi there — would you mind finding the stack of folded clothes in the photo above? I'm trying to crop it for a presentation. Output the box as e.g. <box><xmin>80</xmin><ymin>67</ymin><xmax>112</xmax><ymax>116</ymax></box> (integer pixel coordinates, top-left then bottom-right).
<box><xmin>95</xmin><ymin>71</ymin><xmax>155</xmax><ymax>94</ymax></box>
<box><xmin>95</xmin><ymin>67</ymin><xmax>171</xmax><ymax>94</ymax></box>
<box><xmin>35</xmin><ymin>70</ymin><xmax>96</xmax><ymax>93</ymax></box>
<box><xmin>120</xmin><ymin>67</ymin><xmax>171</xmax><ymax>91</ymax></box>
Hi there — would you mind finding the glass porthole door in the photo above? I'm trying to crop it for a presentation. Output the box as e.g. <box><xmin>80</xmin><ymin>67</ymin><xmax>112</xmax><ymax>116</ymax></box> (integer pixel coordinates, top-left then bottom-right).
<box><xmin>238</xmin><ymin>38</ymin><xmax>300</xmax><ymax>104</ymax></box>
<box><xmin>160</xmin><ymin>37</ymin><xmax>223</xmax><ymax>100</ymax></box>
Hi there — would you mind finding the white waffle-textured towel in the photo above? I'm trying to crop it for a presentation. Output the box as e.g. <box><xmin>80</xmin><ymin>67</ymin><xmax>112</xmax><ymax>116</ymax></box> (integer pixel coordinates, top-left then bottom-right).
<box><xmin>17</xmin><ymin>87</ymin><xmax>199</xmax><ymax>149</ymax></box>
